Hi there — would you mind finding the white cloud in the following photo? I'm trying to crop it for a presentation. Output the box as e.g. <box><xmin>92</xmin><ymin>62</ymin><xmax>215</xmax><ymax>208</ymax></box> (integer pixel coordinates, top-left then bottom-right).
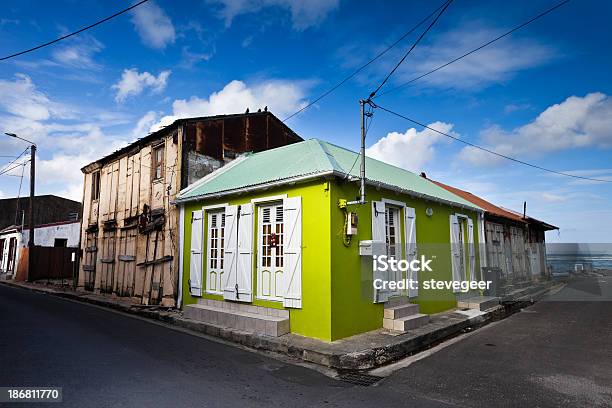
<box><xmin>365</xmin><ymin>122</ymin><xmax>455</xmax><ymax>173</ymax></box>
<box><xmin>112</xmin><ymin>69</ymin><xmax>171</xmax><ymax>102</ymax></box>
<box><xmin>51</xmin><ymin>36</ymin><xmax>104</xmax><ymax>69</ymax></box>
<box><xmin>407</xmin><ymin>25</ymin><xmax>556</xmax><ymax>90</ymax></box>
<box><xmin>211</xmin><ymin>0</ymin><xmax>339</xmax><ymax>30</ymax></box>
<box><xmin>151</xmin><ymin>79</ymin><xmax>308</xmax><ymax>131</ymax></box>
<box><xmin>0</xmin><ymin>75</ymin><xmax>129</xmax><ymax>201</ymax></box>
<box><xmin>460</xmin><ymin>93</ymin><xmax>612</xmax><ymax>166</ymax></box>
<box><xmin>132</xmin><ymin>111</ymin><xmax>158</xmax><ymax>138</ymax></box>
<box><xmin>0</xmin><ymin>74</ymin><xmax>75</xmax><ymax>122</ymax></box>
<box><xmin>131</xmin><ymin>1</ymin><xmax>176</xmax><ymax>49</ymax></box>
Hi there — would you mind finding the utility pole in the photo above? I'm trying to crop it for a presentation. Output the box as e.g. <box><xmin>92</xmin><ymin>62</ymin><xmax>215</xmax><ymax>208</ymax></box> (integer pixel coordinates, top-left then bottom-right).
<box><xmin>348</xmin><ymin>99</ymin><xmax>372</xmax><ymax>206</ymax></box>
<box><xmin>4</xmin><ymin>132</ymin><xmax>36</xmax><ymax>279</ymax></box>
<box><xmin>28</xmin><ymin>144</ymin><xmax>36</xmax><ymax>248</ymax></box>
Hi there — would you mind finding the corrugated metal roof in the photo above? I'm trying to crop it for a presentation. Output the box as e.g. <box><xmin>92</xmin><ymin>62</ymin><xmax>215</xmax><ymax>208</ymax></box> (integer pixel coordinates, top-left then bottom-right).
<box><xmin>431</xmin><ymin>179</ymin><xmax>558</xmax><ymax>230</ymax></box>
<box><xmin>177</xmin><ymin>139</ymin><xmax>482</xmax><ymax>210</ymax></box>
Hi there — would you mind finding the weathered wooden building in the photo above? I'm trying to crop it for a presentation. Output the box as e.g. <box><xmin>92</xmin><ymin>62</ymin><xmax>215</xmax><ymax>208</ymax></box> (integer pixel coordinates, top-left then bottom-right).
<box><xmin>78</xmin><ymin>111</ymin><xmax>302</xmax><ymax>307</ymax></box>
<box><xmin>427</xmin><ymin>177</ymin><xmax>558</xmax><ymax>286</ymax></box>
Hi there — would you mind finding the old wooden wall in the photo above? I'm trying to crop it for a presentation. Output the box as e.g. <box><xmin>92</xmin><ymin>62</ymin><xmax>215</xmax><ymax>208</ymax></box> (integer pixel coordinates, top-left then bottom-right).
<box><xmin>79</xmin><ymin>128</ymin><xmax>181</xmax><ymax>307</ymax></box>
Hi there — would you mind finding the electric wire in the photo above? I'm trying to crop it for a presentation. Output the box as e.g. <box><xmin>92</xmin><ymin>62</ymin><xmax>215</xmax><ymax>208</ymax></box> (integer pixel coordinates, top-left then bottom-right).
<box><xmin>375</xmin><ymin>103</ymin><xmax>612</xmax><ymax>183</ymax></box>
<box><xmin>0</xmin><ymin>147</ymin><xmax>29</xmax><ymax>173</ymax></box>
<box><xmin>368</xmin><ymin>0</ymin><xmax>453</xmax><ymax>100</ymax></box>
<box><xmin>0</xmin><ymin>0</ymin><xmax>150</xmax><ymax>61</ymax></box>
<box><xmin>375</xmin><ymin>0</ymin><xmax>570</xmax><ymax>98</ymax></box>
<box><xmin>0</xmin><ymin>160</ymin><xmax>31</xmax><ymax>177</ymax></box>
<box><xmin>281</xmin><ymin>0</ymin><xmax>452</xmax><ymax>122</ymax></box>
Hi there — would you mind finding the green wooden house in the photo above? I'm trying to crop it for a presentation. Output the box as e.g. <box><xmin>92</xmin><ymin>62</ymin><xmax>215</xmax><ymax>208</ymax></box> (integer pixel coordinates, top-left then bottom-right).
<box><xmin>176</xmin><ymin>139</ymin><xmax>485</xmax><ymax>341</ymax></box>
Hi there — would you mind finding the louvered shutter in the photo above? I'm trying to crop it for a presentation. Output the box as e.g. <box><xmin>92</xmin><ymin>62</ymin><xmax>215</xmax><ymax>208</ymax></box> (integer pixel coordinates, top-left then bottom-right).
<box><xmin>371</xmin><ymin>201</ymin><xmax>389</xmax><ymax>303</ymax></box>
<box><xmin>235</xmin><ymin>203</ymin><xmax>253</xmax><ymax>302</ymax></box>
<box><xmin>467</xmin><ymin>218</ymin><xmax>476</xmax><ymax>281</ymax></box>
<box><xmin>283</xmin><ymin>197</ymin><xmax>302</xmax><ymax>308</ymax></box>
<box><xmin>404</xmin><ymin>206</ymin><xmax>418</xmax><ymax>298</ymax></box>
<box><xmin>449</xmin><ymin>214</ymin><xmax>462</xmax><ymax>293</ymax></box>
<box><xmin>189</xmin><ymin>210</ymin><xmax>203</xmax><ymax>296</ymax></box>
<box><xmin>223</xmin><ymin>205</ymin><xmax>239</xmax><ymax>300</ymax></box>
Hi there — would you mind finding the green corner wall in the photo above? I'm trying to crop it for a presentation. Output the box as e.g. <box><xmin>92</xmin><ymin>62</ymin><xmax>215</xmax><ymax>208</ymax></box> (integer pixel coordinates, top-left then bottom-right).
<box><xmin>181</xmin><ymin>179</ymin><xmax>335</xmax><ymax>341</ymax></box>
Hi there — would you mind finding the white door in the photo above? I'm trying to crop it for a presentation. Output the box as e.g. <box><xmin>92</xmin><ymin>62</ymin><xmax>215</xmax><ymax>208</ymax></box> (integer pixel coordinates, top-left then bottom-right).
<box><xmin>384</xmin><ymin>205</ymin><xmax>402</xmax><ymax>297</ymax></box>
<box><xmin>206</xmin><ymin>210</ymin><xmax>225</xmax><ymax>294</ymax></box>
<box><xmin>257</xmin><ymin>202</ymin><xmax>285</xmax><ymax>301</ymax></box>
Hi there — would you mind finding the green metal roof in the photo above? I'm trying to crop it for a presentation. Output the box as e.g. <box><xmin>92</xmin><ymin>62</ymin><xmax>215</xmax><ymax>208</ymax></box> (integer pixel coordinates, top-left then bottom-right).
<box><xmin>177</xmin><ymin>139</ymin><xmax>482</xmax><ymax>210</ymax></box>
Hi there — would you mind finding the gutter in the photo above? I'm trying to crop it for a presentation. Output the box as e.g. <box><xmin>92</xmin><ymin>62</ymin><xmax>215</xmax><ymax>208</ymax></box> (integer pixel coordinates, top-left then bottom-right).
<box><xmin>176</xmin><ymin>171</ymin><xmax>483</xmax><ymax>213</ymax></box>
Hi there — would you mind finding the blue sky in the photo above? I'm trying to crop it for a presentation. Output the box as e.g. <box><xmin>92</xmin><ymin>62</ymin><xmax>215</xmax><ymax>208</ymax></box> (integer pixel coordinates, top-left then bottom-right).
<box><xmin>0</xmin><ymin>0</ymin><xmax>610</xmax><ymax>242</ymax></box>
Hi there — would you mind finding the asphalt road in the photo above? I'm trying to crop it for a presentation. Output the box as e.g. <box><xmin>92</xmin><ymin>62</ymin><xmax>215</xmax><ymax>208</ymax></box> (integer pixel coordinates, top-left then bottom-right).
<box><xmin>1</xmin><ymin>274</ymin><xmax>610</xmax><ymax>407</ymax></box>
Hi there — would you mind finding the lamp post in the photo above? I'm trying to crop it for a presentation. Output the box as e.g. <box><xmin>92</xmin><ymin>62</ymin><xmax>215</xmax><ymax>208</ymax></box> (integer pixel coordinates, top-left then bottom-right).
<box><xmin>4</xmin><ymin>132</ymin><xmax>36</xmax><ymax>278</ymax></box>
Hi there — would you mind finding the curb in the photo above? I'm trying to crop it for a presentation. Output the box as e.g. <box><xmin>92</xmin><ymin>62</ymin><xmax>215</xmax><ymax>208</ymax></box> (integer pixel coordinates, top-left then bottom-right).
<box><xmin>0</xmin><ymin>280</ymin><xmax>564</xmax><ymax>371</ymax></box>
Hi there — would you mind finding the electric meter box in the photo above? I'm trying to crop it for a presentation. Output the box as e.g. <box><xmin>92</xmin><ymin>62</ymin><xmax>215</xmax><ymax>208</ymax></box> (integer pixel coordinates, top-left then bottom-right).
<box><xmin>359</xmin><ymin>240</ymin><xmax>373</xmax><ymax>256</ymax></box>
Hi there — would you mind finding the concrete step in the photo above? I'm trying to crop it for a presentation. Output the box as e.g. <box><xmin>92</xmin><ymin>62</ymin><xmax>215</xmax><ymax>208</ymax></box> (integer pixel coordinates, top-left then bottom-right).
<box><xmin>383</xmin><ymin>313</ymin><xmax>430</xmax><ymax>332</ymax></box>
<box><xmin>383</xmin><ymin>303</ymin><xmax>420</xmax><ymax>320</ymax></box>
<box><xmin>184</xmin><ymin>304</ymin><xmax>290</xmax><ymax>337</ymax></box>
<box><xmin>384</xmin><ymin>296</ymin><xmax>410</xmax><ymax>308</ymax></box>
<box><xmin>457</xmin><ymin>296</ymin><xmax>500</xmax><ymax>311</ymax></box>
<box><xmin>197</xmin><ymin>298</ymin><xmax>289</xmax><ymax>318</ymax></box>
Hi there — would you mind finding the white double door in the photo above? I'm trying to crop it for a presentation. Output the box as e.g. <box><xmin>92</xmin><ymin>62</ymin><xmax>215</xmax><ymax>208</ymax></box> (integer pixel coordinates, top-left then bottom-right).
<box><xmin>256</xmin><ymin>203</ymin><xmax>285</xmax><ymax>301</ymax></box>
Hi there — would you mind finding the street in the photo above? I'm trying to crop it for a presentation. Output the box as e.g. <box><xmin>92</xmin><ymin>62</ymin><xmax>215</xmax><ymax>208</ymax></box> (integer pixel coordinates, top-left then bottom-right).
<box><xmin>1</xmin><ymin>275</ymin><xmax>611</xmax><ymax>407</ymax></box>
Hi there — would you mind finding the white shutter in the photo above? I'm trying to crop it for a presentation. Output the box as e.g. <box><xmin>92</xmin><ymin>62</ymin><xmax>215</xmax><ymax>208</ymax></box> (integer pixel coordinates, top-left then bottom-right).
<box><xmin>223</xmin><ymin>205</ymin><xmax>239</xmax><ymax>301</ymax></box>
<box><xmin>467</xmin><ymin>218</ymin><xmax>476</xmax><ymax>282</ymax></box>
<box><xmin>235</xmin><ymin>203</ymin><xmax>253</xmax><ymax>302</ymax></box>
<box><xmin>477</xmin><ymin>213</ymin><xmax>487</xmax><ymax>268</ymax></box>
<box><xmin>449</xmin><ymin>215</ymin><xmax>462</xmax><ymax>293</ymax></box>
<box><xmin>189</xmin><ymin>210</ymin><xmax>203</xmax><ymax>296</ymax></box>
<box><xmin>371</xmin><ymin>200</ymin><xmax>389</xmax><ymax>303</ymax></box>
<box><xmin>404</xmin><ymin>207</ymin><xmax>418</xmax><ymax>298</ymax></box>
<box><xmin>283</xmin><ymin>197</ymin><xmax>302</xmax><ymax>308</ymax></box>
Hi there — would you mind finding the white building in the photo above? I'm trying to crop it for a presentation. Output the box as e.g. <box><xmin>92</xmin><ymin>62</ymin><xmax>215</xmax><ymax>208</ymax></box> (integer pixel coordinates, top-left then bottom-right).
<box><xmin>0</xmin><ymin>220</ymin><xmax>80</xmax><ymax>279</ymax></box>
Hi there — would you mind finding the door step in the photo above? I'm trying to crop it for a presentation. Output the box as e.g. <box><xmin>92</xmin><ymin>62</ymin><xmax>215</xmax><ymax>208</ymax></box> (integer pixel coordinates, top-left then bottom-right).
<box><xmin>384</xmin><ymin>303</ymin><xmax>420</xmax><ymax>319</ymax></box>
<box><xmin>384</xmin><ymin>313</ymin><xmax>430</xmax><ymax>332</ymax></box>
<box><xmin>184</xmin><ymin>303</ymin><xmax>290</xmax><ymax>337</ymax></box>
<box><xmin>382</xmin><ymin>302</ymin><xmax>430</xmax><ymax>332</ymax></box>
<box><xmin>457</xmin><ymin>296</ymin><xmax>500</xmax><ymax>311</ymax></box>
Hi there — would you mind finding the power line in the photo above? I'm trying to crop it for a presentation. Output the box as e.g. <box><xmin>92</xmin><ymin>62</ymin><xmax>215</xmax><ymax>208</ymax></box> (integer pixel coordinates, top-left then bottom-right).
<box><xmin>14</xmin><ymin>162</ymin><xmax>26</xmax><ymax>225</ymax></box>
<box><xmin>0</xmin><ymin>159</ymin><xmax>30</xmax><ymax>177</ymax></box>
<box><xmin>374</xmin><ymin>103</ymin><xmax>612</xmax><ymax>183</ymax></box>
<box><xmin>368</xmin><ymin>0</ymin><xmax>453</xmax><ymax>99</ymax></box>
<box><xmin>281</xmin><ymin>0</ymin><xmax>452</xmax><ymax>122</ymax></box>
<box><xmin>0</xmin><ymin>147</ymin><xmax>29</xmax><ymax>173</ymax></box>
<box><xmin>0</xmin><ymin>0</ymin><xmax>150</xmax><ymax>61</ymax></box>
<box><xmin>375</xmin><ymin>0</ymin><xmax>570</xmax><ymax>98</ymax></box>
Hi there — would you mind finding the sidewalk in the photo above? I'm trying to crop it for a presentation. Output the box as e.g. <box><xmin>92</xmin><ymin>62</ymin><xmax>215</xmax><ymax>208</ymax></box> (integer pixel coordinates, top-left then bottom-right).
<box><xmin>0</xmin><ymin>279</ymin><xmax>564</xmax><ymax>371</ymax></box>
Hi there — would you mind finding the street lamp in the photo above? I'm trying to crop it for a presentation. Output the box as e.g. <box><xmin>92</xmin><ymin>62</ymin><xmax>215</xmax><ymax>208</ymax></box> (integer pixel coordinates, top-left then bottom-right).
<box><xmin>4</xmin><ymin>132</ymin><xmax>36</xmax><ymax>280</ymax></box>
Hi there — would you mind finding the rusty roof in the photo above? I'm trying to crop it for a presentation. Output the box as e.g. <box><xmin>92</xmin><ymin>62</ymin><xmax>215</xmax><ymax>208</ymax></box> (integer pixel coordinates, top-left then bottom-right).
<box><xmin>81</xmin><ymin>111</ymin><xmax>302</xmax><ymax>172</ymax></box>
<box><xmin>428</xmin><ymin>178</ymin><xmax>557</xmax><ymax>230</ymax></box>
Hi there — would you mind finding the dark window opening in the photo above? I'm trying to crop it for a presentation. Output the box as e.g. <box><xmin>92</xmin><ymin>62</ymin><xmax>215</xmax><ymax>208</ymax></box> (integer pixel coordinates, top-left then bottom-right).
<box><xmin>54</xmin><ymin>238</ymin><xmax>68</xmax><ymax>247</ymax></box>
<box><xmin>91</xmin><ymin>171</ymin><xmax>101</xmax><ymax>201</ymax></box>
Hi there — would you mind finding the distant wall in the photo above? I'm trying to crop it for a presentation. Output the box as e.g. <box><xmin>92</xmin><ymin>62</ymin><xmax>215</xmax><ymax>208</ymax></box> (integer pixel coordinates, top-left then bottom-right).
<box><xmin>22</xmin><ymin>222</ymin><xmax>80</xmax><ymax>247</ymax></box>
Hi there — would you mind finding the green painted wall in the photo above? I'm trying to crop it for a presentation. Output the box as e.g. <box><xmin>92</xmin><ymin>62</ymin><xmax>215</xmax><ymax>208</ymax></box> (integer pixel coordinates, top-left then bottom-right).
<box><xmin>181</xmin><ymin>179</ymin><xmax>334</xmax><ymax>341</ymax></box>
<box><xmin>181</xmin><ymin>176</ymin><xmax>482</xmax><ymax>342</ymax></box>
<box><xmin>329</xmin><ymin>180</ymin><xmax>482</xmax><ymax>340</ymax></box>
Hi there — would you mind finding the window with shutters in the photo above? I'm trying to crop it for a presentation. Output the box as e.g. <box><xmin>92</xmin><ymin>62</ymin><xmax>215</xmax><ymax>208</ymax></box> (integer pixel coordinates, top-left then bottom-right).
<box><xmin>206</xmin><ymin>210</ymin><xmax>225</xmax><ymax>293</ymax></box>
<box><xmin>257</xmin><ymin>202</ymin><xmax>284</xmax><ymax>301</ymax></box>
<box><xmin>385</xmin><ymin>206</ymin><xmax>401</xmax><ymax>258</ymax></box>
